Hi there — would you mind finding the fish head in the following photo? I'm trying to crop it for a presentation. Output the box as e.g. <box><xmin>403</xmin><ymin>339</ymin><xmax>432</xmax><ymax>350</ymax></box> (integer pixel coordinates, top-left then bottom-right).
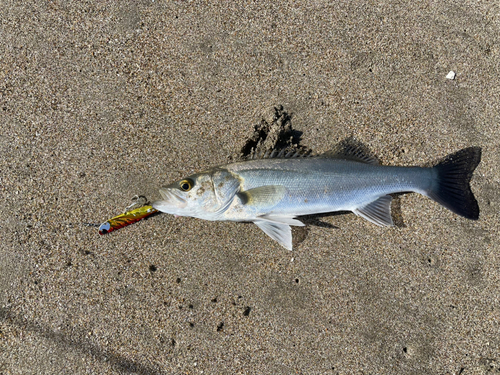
<box><xmin>152</xmin><ymin>169</ymin><xmax>240</xmax><ymax>219</ymax></box>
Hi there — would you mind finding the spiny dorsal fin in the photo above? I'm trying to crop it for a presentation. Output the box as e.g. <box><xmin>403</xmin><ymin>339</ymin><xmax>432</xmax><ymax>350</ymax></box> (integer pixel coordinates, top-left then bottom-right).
<box><xmin>247</xmin><ymin>147</ymin><xmax>312</xmax><ymax>160</ymax></box>
<box><xmin>319</xmin><ymin>142</ymin><xmax>379</xmax><ymax>165</ymax></box>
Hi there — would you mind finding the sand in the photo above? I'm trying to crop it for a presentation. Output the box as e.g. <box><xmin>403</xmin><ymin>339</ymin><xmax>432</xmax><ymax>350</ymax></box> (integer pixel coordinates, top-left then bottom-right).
<box><xmin>1</xmin><ymin>1</ymin><xmax>499</xmax><ymax>374</ymax></box>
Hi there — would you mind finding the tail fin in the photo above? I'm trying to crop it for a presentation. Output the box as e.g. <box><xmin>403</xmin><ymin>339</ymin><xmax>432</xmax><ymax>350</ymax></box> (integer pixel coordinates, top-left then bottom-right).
<box><xmin>427</xmin><ymin>147</ymin><xmax>481</xmax><ymax>220</ymax></box>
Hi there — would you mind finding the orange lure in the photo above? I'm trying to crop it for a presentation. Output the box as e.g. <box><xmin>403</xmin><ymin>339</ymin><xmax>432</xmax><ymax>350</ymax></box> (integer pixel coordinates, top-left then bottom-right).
<box><xmin>98</xmin><ymin>205</ymin><xmax>159</xmax><ymax>235</ymax></box>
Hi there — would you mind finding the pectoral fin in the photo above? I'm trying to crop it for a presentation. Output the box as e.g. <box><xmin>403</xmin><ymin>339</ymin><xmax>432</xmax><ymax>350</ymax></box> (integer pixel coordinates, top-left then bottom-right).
<box><xmin>354</xmin><ymin>195</ymin><xmax>394</xmax><ymax>227</ymax></box>
<box><xmin>254</xmin><ymin>220</ymin><xmax>293</xmax><ymax>250</ymax></box>
<box><xmin>238</xmin><ymin>185</ymin><xmax>286</xmax><ymax>209</ymax></box>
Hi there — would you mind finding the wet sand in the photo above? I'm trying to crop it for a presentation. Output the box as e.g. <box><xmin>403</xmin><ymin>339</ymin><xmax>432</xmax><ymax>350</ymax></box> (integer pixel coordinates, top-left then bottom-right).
<box><xmin>1</xmin><ymin>1</ymin><xmax>499</xmax><ymax>374</ymax></box>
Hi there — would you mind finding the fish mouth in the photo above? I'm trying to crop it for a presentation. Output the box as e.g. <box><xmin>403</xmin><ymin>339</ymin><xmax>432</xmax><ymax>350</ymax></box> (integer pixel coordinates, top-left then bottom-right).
<box><xmin>152</xmin><ymin>188</ymin><xmax>187</xmax><ymax>213</ymax></box>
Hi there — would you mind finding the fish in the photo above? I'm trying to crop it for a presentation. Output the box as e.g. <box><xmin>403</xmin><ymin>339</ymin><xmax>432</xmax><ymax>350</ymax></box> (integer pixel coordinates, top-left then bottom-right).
<box><xmin>152</xmin><ymin>144</ymin><xmax>481</xmax><ymax>250</ymax></box>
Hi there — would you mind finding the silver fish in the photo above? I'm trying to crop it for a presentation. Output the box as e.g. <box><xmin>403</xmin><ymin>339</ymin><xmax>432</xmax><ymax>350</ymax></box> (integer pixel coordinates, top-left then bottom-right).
<box><xmin>153</xmin><ymin>144</ymin><xmax>481</xmax><ymax>250</ymax></box>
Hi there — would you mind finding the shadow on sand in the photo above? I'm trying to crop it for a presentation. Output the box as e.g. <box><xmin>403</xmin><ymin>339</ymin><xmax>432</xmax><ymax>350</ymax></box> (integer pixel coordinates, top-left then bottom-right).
<box><xmin>0</xmin><ymin>307</ymin><xmax>166</xmax><ymax>374</ymax></box>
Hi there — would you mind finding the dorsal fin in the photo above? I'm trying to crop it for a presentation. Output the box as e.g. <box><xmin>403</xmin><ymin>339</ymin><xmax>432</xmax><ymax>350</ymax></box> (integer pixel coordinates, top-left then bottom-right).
<box><xmin>247</xmin><ymin>147</ymin><xmax>312</xmax><ymax>160</ymax></box>
<box><xmin>319</xmin><ymin>142</ymin><xmax>379</xmax><ymax>165</ymax></box>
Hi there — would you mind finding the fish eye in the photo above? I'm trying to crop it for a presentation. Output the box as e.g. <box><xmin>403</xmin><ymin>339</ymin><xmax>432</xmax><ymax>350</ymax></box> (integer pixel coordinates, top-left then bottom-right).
<box><xmin>179</xmin><ymin>179</ymin><xmax>193</xmax><ymax>191</ymax></box>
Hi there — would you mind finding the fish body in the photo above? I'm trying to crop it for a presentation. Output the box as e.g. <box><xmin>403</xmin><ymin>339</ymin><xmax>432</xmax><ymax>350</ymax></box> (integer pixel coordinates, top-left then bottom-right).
<box><xmin>153</xmin><ymin>145</ymin><xmax>481</xmax><ymax>250</ymax></box>
<box><xmin>221</xmin><ymin>158</ymin><xmax>430</xmax><ymax>220</ymax></box>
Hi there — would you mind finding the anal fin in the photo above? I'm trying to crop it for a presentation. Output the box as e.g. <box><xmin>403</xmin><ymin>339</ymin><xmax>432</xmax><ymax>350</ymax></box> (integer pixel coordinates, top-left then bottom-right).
<box><xmin>354</xmin><ymin>195</ymin><xmax>394</xmax><ymax>227</ymax></box>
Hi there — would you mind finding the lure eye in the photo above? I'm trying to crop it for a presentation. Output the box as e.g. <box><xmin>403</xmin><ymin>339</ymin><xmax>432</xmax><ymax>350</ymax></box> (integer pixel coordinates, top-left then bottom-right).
<box><xmin>179</xmin><ymin>179</ymin><xmax>193</xmax><ymax>191</ymax></box>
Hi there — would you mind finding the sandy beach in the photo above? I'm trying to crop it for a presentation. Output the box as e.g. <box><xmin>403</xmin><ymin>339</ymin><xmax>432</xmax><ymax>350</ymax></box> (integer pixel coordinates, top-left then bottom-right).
<box><xmin>1</xmin><ymin>1</ymin><xmax>499</xmax><ymax>374</ymax></box>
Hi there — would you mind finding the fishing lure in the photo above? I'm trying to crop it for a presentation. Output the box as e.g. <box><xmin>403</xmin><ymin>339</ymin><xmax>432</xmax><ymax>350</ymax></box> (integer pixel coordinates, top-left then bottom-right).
<box><xmin>98</xmin><ymin>205</ymin><xmax>158</xmax><ymax>235</ymax></box>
